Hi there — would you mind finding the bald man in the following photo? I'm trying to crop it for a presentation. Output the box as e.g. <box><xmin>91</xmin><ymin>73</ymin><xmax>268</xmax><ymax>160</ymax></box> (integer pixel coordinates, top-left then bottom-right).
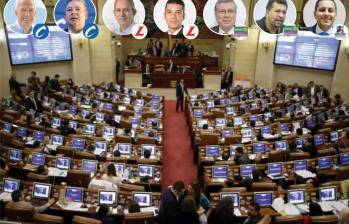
<box><xmin>9</xmin><ymin>0</ymin><xmax>36</xmax><ymax>34</ymax></box>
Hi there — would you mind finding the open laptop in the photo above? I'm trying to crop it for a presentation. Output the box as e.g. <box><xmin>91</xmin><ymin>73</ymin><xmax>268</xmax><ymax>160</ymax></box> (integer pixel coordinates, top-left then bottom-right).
<box><xmin>240</xmin><ymin>164</ymin><xmax>255</xmax><ymax>178</ymax></box>
<box><xmin>226</xmin><ymin>107</ymin><xmax>236</xmax><ymax>116</ymax></box>
<box><xmin>205</xmin><ymin>145</ymin><xmax>220</xmax><ymax>158</ymax></box>
<box><xmin>230</xmin><ymin>144</ymin><xmax>244</xmax><ymax>155</ymax></box>
<box><xmin>275</xmin><ymin>140</ymin><xmax>288</xmax><ymax>151</ymax></box>
<box><xmin>211</xmin><ymin>165</ymin><xmax>228</xmax><ymax>182</ymax></box>
<box><xmin>314</xmin><ymin>134</ymin><xmax>325</xmax><ymax>146</ymax></box>
<box><xmin>330</xmin><ymin>131</ymin><xmax>339</xmax><ymax>143</ymax></box>
<box><xmin>51</xmin><ymin>135</ymin><xmax>64</xmax><ymax>146</ymax></box>
<box><xmin>294</xmin><ymin>160</ymin><xmax>308</xmax><ymax>172</ymax></box>
<box><xmin>251</xmin><ymin>143</ymin><xmax>266</xmax><ymax>159</ymax></box>
<box><xmin>197</xmin><ymin>119</ymin><xmax>208</xmax><ymax>128</ymax></box>
<box><xmin>98</xmin><ymin>190</ymin><xmax>117</xmax><ymax>206</ymax></box>
<box><xmin>33</xmin><ymin>131</ymin><xmax>45</xmax><ymax>142</ymax></box>
<box><xmin>95</xmin><ymin>113</ymin><xmax>105</xmax><ymax>122</ymax></box>
<box><xmin>318</xmin><ymin>156</ymin><xmax>332</xmax><ymax>170</ymax></box>
<box><xmin>241</xmin><ymin>128</ymin><xmax>253</xmax><ymax>143</ymax></box>
<box><xmin>104</xmin><ymin>126</ymin><xmax>115</xmax><ymax>136</ymax></box>
<box><xmin>82</xmin><ymin>159</ymin><xmax>98</xmax><ymax>173</ymax></box>
<box><xmin>51</xmin><ymin>117</ymin><xmax>61</xmax><ymax>128</ymax></box>
<box><xmin>193</xmin><ymin>109</ymin><xmax>204</xmax><ymax>118</ymax></box>
<box><xmin>261</xmin><ymin>126</ymin><xmax>272</xmax><ymax>135</ymax></box>
<box><xmin>288</xmin><ymin>189</ymin><xmax>306</xmax><ymax>204</ymax></box>
<box><xmin>318</xmin><ymin>186</ymin><xmax>337</xmax><ymax>212</ymax></box>
<box><xmin>267</xmin><ymin>162</ymin><xmax>285</xmax><ymax>180</ymax></box>
<box><xmin>8</xmin><ymin>149</ymin><xmax>22</xmax><ymax>162</ymax></box>
<box><xmin>32</xmin><ymin>182</ymin><xmax>51</xmax><ymax>206</ymax></box>
<box><xmin>2</xmin><ymin>122</ymin><xmax>12</xmax><ymax>132</ymax></box>
<box><xmin>255</xmin><ymin>192</ymin><xmax>273</xmax><ymax>207</ymax></box>
<box><xmin>0</xmin><ymin>178</ymin><xmax>20</xmax><ymax>201</ymax></box>
<box><xmin>220</xmin><ymin>192</ymin><xmax>240</xmax><ymax>215</ymax></box>
<box><xmin>94</xmin><ymin>141</ymin><xmax>107</xmax><ymax>156</ymax></box>
<box><xmin>65</xmin><ymin>187</ymin><xmax>84</xmax><ymax>206</ymax></box>
<box><xmin>114</xmin><ymin>163</ymin><xmax>125</xmax><ymax>176</ymax></box>
<box><xmin>16</xmin><ymin>127</ymin><xmax>27</xmax><ymax>139</ymax></box>
<box><xmin>83</xmin><ymin>124</ymin><xmax>95</xmax><ymax>135</ymax></box>
<box><xmin>339</xmin><ymin>153</ymin><xmax>349</xmax><ymax>166</ymax></box>
<box><xmin>215</xmin><ymin>118</ymin><xmax>226</xmax><ymax>128</ymax></box>
<box><xmin>295</xmin><ymin>138</ymin><xmax>305</xmax><ymax>149</ymax></box>
<box><xmin>56</xmin><ymin>157</ymin><xmax>71</xmax><ymax>170</ymax></box>
<box><xmin>132</xmin><ymin>192</ymin><xmax>152</xmax><ymax>207</ymax></box>
<box><xmin>31</xmin><ymin>153</ymin><xmax>46</xmax><ymax>166</ymax></box>
<box><xmin>72</xmin><ymin>138</ymin><xmax>86</xmax><ymax>150</ymax></box>
<box><xmin>138</xmin><ymin>164</ymin><xmax>154</xmax><ymax>178</ymax></box>
<box><xmin>233</xmin><ymin>117</ymin><xmax>244</xmax><ymax>127</ymax></box>
<box><xmin>117</xmin><ymin>143</ymin><xmax>132</xmax><ymax>156</ymax></box>
<box><xmin>222</xmin><ymin>129</ymin><xmax>234</xmax><ymax>138</ymax></box>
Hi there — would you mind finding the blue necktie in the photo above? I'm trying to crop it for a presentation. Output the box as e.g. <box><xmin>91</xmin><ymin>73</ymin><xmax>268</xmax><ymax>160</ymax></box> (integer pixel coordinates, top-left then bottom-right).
<box><xmin>319</xmin><ymin>32</ymin><xmax>329</xmax><ymax>36</ymax></box>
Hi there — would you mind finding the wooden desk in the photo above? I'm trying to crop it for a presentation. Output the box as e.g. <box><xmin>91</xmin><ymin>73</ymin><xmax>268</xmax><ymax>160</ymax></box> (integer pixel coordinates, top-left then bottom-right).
<box><xmin>124</xmin><ymin>69</ymin><xmax>142</xmax><ymax>88</ymax></box>
<box><xmin>151</xmin><ymin>72</ymin><xmax>196</xmax><ymax>88</ymax></box>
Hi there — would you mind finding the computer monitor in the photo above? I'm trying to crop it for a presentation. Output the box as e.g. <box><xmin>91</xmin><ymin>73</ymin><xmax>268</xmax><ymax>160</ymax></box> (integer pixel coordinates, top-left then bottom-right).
<box><xmin>261</xmin><ymin>126</ymin><xmax>271</xmax><ymax>135</ymax></box>
<box><xmin>288</xmin><ymin>190</ymin><xmax>305</xmax><ymax>204</ymax></box>
<box><xmin>51</xmin><ymin>117</ymin><xmax>61</xmax><ymax>127</ymax></box>
<box><xmin>135</xmin><ymin>99</ymin><xmax>144</xmax><ymax>106</ymax></box>
<box><xmin>267</xmin><ymin>163</ymin><xmax>283</xmax><ymax>176</ymax></box>
<box><xmin>330</xmin><ymin>131</ymin><xmax>339</xmax><ymax>143</ymax></box>
<box><xmin>129</xmin><ymin>117</ymin><xmax>140</xmax><ymax>127</ymax></box>
<box><xmin>83</xmin><ymin>124</ymin><xmax>95</xmax><ymax>134</ymax></box>
<box><xmin>52</xmin><ymin>135</ymin><xmax>64</xmax><ymax>146</ymax></box>
<box><xmin>250</xmin><ymin>115</ymin><xmax>258</xmax><ymax>122</ymax></box>
<box><xmin>231</xmin><ymin>96</ymin><xmax>239</xmax><ymax>103</ymax></box>
<box><xmin>3</xmin><ymin>178</ymin><xmax>20</xmax><ymax>193</ymax></box>
<box><xmin>33</xmin><ymin>131</ymin><xmax>44</xmax><ymax>142</ymax></box>
<box><xmin>222</xmin><ymin>129</ymin><xmax>234</xmax><ymax>138</ymax></box>
<box><xmin>206</xmin><ymin>145</ymin><xmax>220</xmax><ymax>157</ymax></box>
<box><xmin>117</xmin><ymin>143</ymin><xmax>132</xmax><ymax>155</ymax></box>
<box><xmin>3</xmin><ymin>122</ymin><xmax>12</xmax><ymax>132</ymax></box>
<box><xmin>95</xmin><ymin>113</ymin><xmax>105</xmax><ymax>122</ymax></box>
<box><xmin>306</xmin><ymin>118</ymin><xmax>315</xmax><ymax>128</ymax></box>
<box><xmin>219</xmin><ymin>192</ymin><xmax>240</xmax><ymax>207</ymax></box>
<box><xmin>132</xmin><ymin>192</ymin><xmax>152</xmax><ymax>207</ymax></box>
<box><xmin>197</xmin><ymin>119</ymin><xmax>208</xmax><ymax>128</ymax></box>
<box><xmin>95</xmin><ymin>141</ymin><xmax>107</xmax><ymax>152</ymax></box>
<box><xmin>103</xmin><ymin>103</ymin><xmax>113</xmax><ymax>110</ymax></box>
<box><xmin>144</xmin><ymin>129</ymin><xmax>157</xmax><ymax>138</ymax></box>
<box><xmin>65</xmin><ymin>187</ymin><xmax>83</xmax><ymax>203</ymax></box>
<box><xmin>215</xmin><ymin>118</ymin><xmax>226</xmax><ymax>128</ymax></box>
<box><xmin>98</xmin><ymin>191</ymin><xmax>117</xmax><ymax>206</ymax></box>
<box><xmin>104</xmin><ymin>126</ymin><xmax>115</xmax><ymax>136</ymax></box>
<box><xmin>138</xmin><ymin>165</ymin><xmax>154</xmax><ymax>178</ymax></box>
<box><xmin>340</xmin><ymin>153</ymin><xmax>349</xmax><ymax>166</ymax></box>
<box><xmin>240</xmin><ymin>164</ymin><xmax>255</xmax><ymax>178</ymax></box>
<box><xmin>82</xmin><ymin>160</ymin><xmax>97</xmax><ymax>173</ymax></box>
<box><xmin>254</xmin><ymin>192</ymin><xmax>273</xmax><ymax>207</ymax></box>
<box><xmin>56</xmin><ymin>157</ymin><xmax>70</xmax><ymax>170</ymax></box>
<box><xmin>69</xmin><ymin>121</ymin><xmax>78</xmax><ymax>130</ymax></box>
<box><xmin>114</xmin><ymin>163</ymin><xmax>125</xmax><ymax>175</ymax></box>
<box><xmin>150</xmin><ymin>100</ymin><xmax>159</xmax><ymax>108</ymax></box>
<box><xmin>81</xmin><ymin>110</ymin><xmax>90</xmax><ymax>118</ymax></box>
<box><xmin>226</xmin><ymin>107</ymin><xmax>236</xmax><ymax>115</ymax></box>
<box><xmin>294</xmin><ymin>160</ymin><xmax>308</xmax><ymax>171</ymax></box>
<box><xmin>319</xmin><ymin>187</ymin><xmax>336</xmax><ymax>201</ymax></box>
<box><xmin>193</xmin><ymin>109</ymin><xmax>204</xmax><ymax>118</ymax></box>
<box><xmin>72</xmin><ymin>138</ymin><xmax>86</xmax><ymax>150</ymax></box>
<box><xmin>16</xmin><ymin>127</ymin><xmax>27</xmax><ymax>138</ymax></box>
<box><xmin>241</xmin><ymin>128</ymin><xmax>253</xmax><ymax>138</ymax></box>
<box><xmin>212</xmin><ymin>166</ymin><xmax>228</xmax><ymax>178</ymax></box>
<box><xmin>32</xmin><ymin>183</ymin><xmax>51</xmax><ymax>199</ymax></box>
<box><xmin>314</xmin><ymin>134</ymin><xmax>325</xmax><ymax>146</ymax></box>
<box><xmin>264</xmin><ymin>112</ymin><xmax>272</xmax><ymax>120</ymax></box>
<box><xmin>318</xmin><ymin>156</ymin><xmax>332</xmax><ymax>169</ymax></box>
<box><xmin>134</xmin><ymin>107</ymin><xmax>143</xmax><ymax>116</ymax></box>
<box><xmin>234</xmin><ymin>117</ymin><xmax>244</xmax><ymax>126</ymax></box>
<box><xmin>8</xmin><ymin>149</ymin><xmax>22</xmax><ymax>161</ymax></box>
<box><xmin>220</xmin><ymin>98</ymin><xmax>228</xmax><ymax>106</ymax></box>
<box><xmin>253</xmin><ymin>143</ymin><xmax>266</xmax><ymax>154</ymax></box>
<box><xmin>279</xmin><ymin>123</ymin><xmax>289</xmax><ymax>132</ymax></box>
<box><xmin>207</xmin><ymin>100</ymin><xmax>214</xmax><ymax>108</ymax></box>
<box><xmin>58</xmin><ymin>103</ymin><xmax>65</xmax><ymax>111</ymax></box>
<box><xmin>68</xmin><ymin>105</ymin><xmax>77</xmax><ymax>115</ymax></box>
<box><xmin>275</xmin><ymin>141</ymin><xmax>288</xmax><ymax>151</ymax></box>
<box><xmin>295</xmin><ymin>138</ymin><xmax>305</xmax><ymax>149</ymax></box>
<box><xmin>31</xmin><ymin>153</ymin><xmax>46</xmax><ymax>166</ymax></box>
<box><xmin>230</xmin><ymin>144</ymin><xmax>243</xmax><ymax>155</ymax></box>
<box><xmin>141</xmin><ymin>144</ymin><xmax>156</xmax><ymax>156</ymax></box>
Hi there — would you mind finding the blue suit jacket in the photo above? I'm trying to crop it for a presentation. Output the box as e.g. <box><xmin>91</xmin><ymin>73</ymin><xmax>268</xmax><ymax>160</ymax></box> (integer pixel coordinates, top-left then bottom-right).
<box><xmin>308</xmin><ymin>25</ymin><xmax>317</xmax><ymax>34</ymax></box>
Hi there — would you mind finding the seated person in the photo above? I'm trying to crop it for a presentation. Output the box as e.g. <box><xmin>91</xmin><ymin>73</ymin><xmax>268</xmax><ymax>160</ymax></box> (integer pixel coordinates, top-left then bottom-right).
<box><xmin>243</xmin><ymin>201</ymin><xmax>262</xmax><ymax>224</ymax></box>
<box><xmin>309</xmin><ymin>201</ymin><xmax>324</xmax><ymax>216</ymax></box>
<box><xmin>208</xmin><ymin>197</ymin><xmax>238</xmax><ymax>224</ymax></box>
<box><xmin>37</xmin><ymin>165</ymin><xmax>49</xmax><ymax>176</ymax></box>
<box><xmin>102</xmin><ymin>164</ymin><xmax>123</xmax><ymax>186</ymax></box>
<box><xmin>128</xmin><ymin>200</ymin><xmax>141</xmax><ymax>213</ymax></box>
<box><xmin>7</xmin><ymin>190</ymin><xmax>55</xmax><ymax>213</ymax></box>
<box><xmin>234</xmin><ymin>147</ymin><xmax>251</xmax><ymax>165</ymax></box>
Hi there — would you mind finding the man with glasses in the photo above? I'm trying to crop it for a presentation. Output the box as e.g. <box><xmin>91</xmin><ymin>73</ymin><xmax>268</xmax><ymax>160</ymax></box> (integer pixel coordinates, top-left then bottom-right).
<box><xmin>64</xmin><ymin>0</ymin><xmax>88</xmax><ymax>34</ymax></box>
<box><xmin>256</xmin><ymin>0</ymin><xmax>287</xmax><ymax>34</ymax></box>
<box><xmin>9</xmin><ymin>0</ymin><xmax>36</xmax><ymax>34</ymax></box>
<box><xmin>164</xmin><ymin>0</ymin><xmax>185</xmax><ymax>36</ymax></box>
<box><xmin>211</xmin><ymin>0</ymin><xmax>237</xmax><ymax>35</ymax></box>
<box><xmin>113</xmin><ymin>0</ymin><xmax>137</xmax><ymax>35</ymax></box>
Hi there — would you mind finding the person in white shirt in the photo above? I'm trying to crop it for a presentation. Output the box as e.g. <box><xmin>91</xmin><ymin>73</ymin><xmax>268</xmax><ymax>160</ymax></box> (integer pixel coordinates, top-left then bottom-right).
<box><xmin>8</xmin><ymin>0</ymin><xmax>36</xmax><ymax>34</ymax></box>
<box><xmin>308</xmin><ymin>0</ymin><xmax>337</xmax><ymax>36</ymax></box>
<box><xmin>101</xmin><ymin>163</ymin><xmax>123</xmax><ymax>186</ymax></box>
<box><xmin>113</xmin><ymin>0</ymin><xmax>137</xmax><ymax>35</ymax></box>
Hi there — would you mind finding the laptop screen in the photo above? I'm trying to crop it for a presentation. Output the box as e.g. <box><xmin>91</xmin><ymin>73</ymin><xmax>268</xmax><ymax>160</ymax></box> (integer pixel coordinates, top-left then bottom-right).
<box><xmin>3</xmin><ymin>122</ymin><xmax>12</xmax><ymax>132</ymax></box>
<box><xmin>288</xmin><ymin>190</ymin><xmax>305</xmax><ymax>204</ymax></box>
<box><xmin>16</xmin><ymin>127</ymin><xmax>27</xmax><ymax>138</ymax></box>
<box><xmin>294</xmin><ymin>160</ymin><xmax>308</xmax><ymax>171</ymax></box>
<box><xmin>32</xmin><ymin>153</ymin><xmax>45</xmax><ymax>166</ymax></box>
<box><xmin>95</xmin><ymin>141</ymin><xmax>107</xmax><ymax>152</ymax></box>
<box><xmin>241</xmin><ymin>128</ymin><xmax>253</xmax><ymax>138</ymax></box>
<box><xmin>234</xmin><ymin>117</ymin><xmax>244</xmax><ymax>126</ymax></box>
<box><xmin>81</xmin><ymin>109</ymin><xmax>90</xmax><ymax>118</ymax></box>
<box><xmin>226</xmin><ymin>107</ymin><xmax>235</xmax><ymax>115</ymax></box>
<box><xmin>33</xmin><ymin>131</ymin><xmax>44</xmax><ymax>142</ymax></box>
<box><xmin>69</xmin><ymin>121</ymin><xmax>78</xmax><ymax>130</ymax></box>
<box><xmin>250</xmin><ymin>115</ymin><xmax>258</xmax><ymax>122</ymax></box>
<box><xmin>56</xmin><ymin>157</ymin><xmax>70</xmax><ymax>170</ymax></box>
<box><xmin>275</xmin><ymin>141</ymin><xmax>288</xmax><ymax>151</ymax></box>
<box><xmin>129</xmin><ymin>117</ymin><xmax>140</xmax><ymax>127</ymax></box>
<box><xmin>220</xmin><ymin>192</ymin><xmax>239</xmax><ymax>207</ymax></box>
<box><xmin>69</xmin><ymin>106</ymin><xmax>77</xmax><ymax>115</ymax></box>
<box><xmin>268</xmin><ymin>163</ymin><xmax>283</xmax><ymax>176</ymax></box>
<box><xmin>141</xmin><ymin>144</ymin><xmax>156</xmax><ymax>156</ymax></box>
<box><xmin>95</xmin><ymin>113</ymin><xmax>105</xmax><ymax>121</ymax></box>
<box><xmin>220</xmin><ymin>98</ymin><xmax>228</xmax><ymax>106</ymax></box>
<box><xmin>9</xmin><ymin>149</ymin><xmax>22</xmax><ymax>161</ymax></box>
<box><xmin>319</xmin><ymin>187</ymin><xmax>336</xmax><ymax>201</ymax></box>
<box><xmin>212</xmin><ymin>166</ymin><xmax>228</xmax><ymax>178</ymax></box>
<box><xmin>83</xmin><ymin>124</ymin><xmax>95</xmax><ymax>134</ymax></box>
<box><xmin>253</xmin><ymin>143</ymin><xmax>266</xmax><ymax>154</ymax></box>
<box><xmin>193</xmin><ymin>109</ymin><xmax>204</xmax><ymax>118</ymax></box>
<box><xmin>231</xmin><ymin>96</ymin><xmax>239</xmax><ymax>103</ymax></box>
<box><xmin>314</xmin><ymin>134</ymin><xmax>325</xmax><ymax>146</ymax></box>
<box><xmin>114</xmin><ymin>163</ymin><xmax>125</xmax><ymax>175</ymax></box>
<box><xmin>261</xmin><ymin>126</ymin><xmax>271</xmax><ymax>135</ymax></box>
<box><xmin>72</xmin><ymin>138</ymin><xmax>86</xmax><ymax>150</ymax></box>
<box><xmin>318</xmin><ymin>157</ymin><xmax>332</xmax><ymax>169</ymax></box>
<box><xmin>103</xmin><ymin>103</ymin><xmax>113</xmax><ymax>110</ymax></box>
<box><xmin>52</xmin><ymin>135</ymin><xmax>64</xmax><ymax>146</ymax></box>
<box><xmin>330</xmin><ymin>131</ymin><xmax>339</xmax><ymax>143</ymax></box>
<box><xmin>132</xmin><ymin>192</ymin><xmax>152</xmax><ymax>207</ymax></box>
<box><xmin>222</xmin><ymin>129</ymin><xmax>234</xmax><ymax>138</ymax></box>
<box><xmin>65</xmin><ymin>187</ymin><xmax>83</xmax><ymax>203</ymax></box>
<box><xmin>230</xmin><ymin>144</ymin><xmax>243</xmax><ymax>155</ymax></box>
<box><xmin>82</xmin><ymin>160</ymin><xmax>97</xmax><ymax>173</ymax></box>
<box><xmin>104</xmin><ymin>127</ymin><xmax>115</xmax><ymax>136</ymax></box>
<box><xmin>33</xmin><ymin>183</ymin><xmax>51</xmax><ymax>199</ymax></box>
<box><xmin>340</xmin><ymin>153</ymin><xmax>349</xmax><ymax>166</ymax></box>
<box><xmin>255</xmin><ymin>192</ymin><xmax>273</xmax><ymax>207</ymax></box>
<box><xmin>138</xmin><ymin>165</ymin><xmax>154</xmax><ymax>177</ymax></box>
<box><xmin>279</xmin><ymin>123</ymin><xmax>289</xmax><ymax>132</ymax></box>
<box><xmin>99</xmin><ymin>191</ymin><xmax>117</xmax><ymax>206</ymax></box>
<box><xmin>51</xmin><ymin>117</ymin><xmax>61</xmax><ymax>127</ymax></box>
<box><xmin>240</xmin><ymin>165</ymin><xmax>255</xmax><ymax>177</ymax></box>
<box><xmin>207</xmin><ymin>100</ymin><xmax>214</xmax><ymax>108</ymax></box>
<box><xmin>216</xmin><ymin>118</ymin><xmax>226</xmax><ymax>128</ymax></box>
<box><xmin>3</xmin><ymin>178</ymin><xmax>20</xmax><ymax>193</ymax></box>
<box><xmin>206</xmin><ymin>145</ymin><xmax>220</xmax><ymax>157</ymax></box>
<box><xmin>197</xmin><ymin>119</ymin><xmax>208</xmax><ymax>128</ymax></box>
<box><xmin>295</xmin><ymin>138</ymin><xmax>305</xmax><ymax>149</ymax></box>
<box><xmin>117</xmin><ymin>143</ymin><xmax>132</xmax><ymax>155</ymax></box>
<box><xmin>135</xmin><ymin>99</ymin><xmax>144</xmax><ymax>106</ymax></box>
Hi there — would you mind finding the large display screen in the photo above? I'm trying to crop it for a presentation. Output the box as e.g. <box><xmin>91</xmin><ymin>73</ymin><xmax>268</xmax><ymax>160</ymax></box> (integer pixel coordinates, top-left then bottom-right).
<box><xmin>5</xmin><ymin>25</ymin><xmax>73</xmax><ymax>65</ymax></box>
<box><xmin>274</xmin><ymin>31</ymin><xmax>340</xmax><ymax>72</ymax></box>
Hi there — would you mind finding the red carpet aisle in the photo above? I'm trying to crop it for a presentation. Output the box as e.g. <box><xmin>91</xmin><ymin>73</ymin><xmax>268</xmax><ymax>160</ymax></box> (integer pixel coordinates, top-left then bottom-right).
<box><xmin>162</xmin><ymin>100</ymin><xmax>197</xmax><ymax>190</ymax></box>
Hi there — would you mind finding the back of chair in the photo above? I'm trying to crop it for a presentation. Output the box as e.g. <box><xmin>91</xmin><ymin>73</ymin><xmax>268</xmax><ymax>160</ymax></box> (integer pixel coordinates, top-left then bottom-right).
<box><xmin>72</xmin><ymin>215</ymin><xmax>101</xmax><ymax>224</ymax></box>
<box><xmin>221</xmin><ymin>187</ymin><xmax>246</xmax><ymax>192</ymax></box>
<box><xmin>32</xmin><ymin>213</ymin><xmax>64</xmax><ymax>224</ymax></box>
<box><xmin>115</xmin><ymin>135</ymin><xmax>132</xmax><ymax>144</ymax></box>
<box><xmin>268</xmin><ymin>150</ymin><xmax>285</xmax><ymax>163</ymax></box>
<box><xmin>74</xmin><ymin>151</ymin><xmax>97</xmax><ymax>160</ymax></box>
<box><xmin>200</xmin><ymin>133</ymin><xmax>220</xmax><ymax>146</ymax></box>
<box><xmin>5</xmin><ymin>202</ymin><xmax>35</xmax><ymax>222</ymax></box>
<box><xmin>310</xmin><ymin>215</ymin><xmax>338</xmax><ymax>224</ymax></box>
<box><xmin>27</xmin><ymin>172</ymin><xmax>49</xmax><ymax>183</ymax></box>
<box><xmin>289</xmin><ymin>183</ymin><xmax>313</xmax><ymax>189</ymax></box>
<box><xmin>287</xmin><ymin>152</ymin><xmax>310</xmax><ymax>161</ymax></box>
<box><xmin>137</xmin><ymin>136</ymin><xmax>156</xmax><ymax>145</ymax></box>
<box><xmin>275</xmin><ymin>215</ymin><xmax>303</xmax><ymax>224</ymax></box>
<box><xmin>67</xmin><ymin>170</ymin><xmax>91</xmax><ymax>188</ymax></box>
<box><xmin>57</xmin><ymin>146</ymin><xmax>74</xmax><ymax>158</ymax></box>
<box><xmin>224</xmin><ymin>135</ymin><xmax>241</xmax><ymax>145</ymax></box>
<box><xmin>252</xmin><ymin>182</ymin><xmax>277</xmax><ymax>191</ymax></box>
<box><xmin>119</xmin><ymin>183</ymin><xmax>145</xmax><ymax>192</ymax></box>
<box><xmin>123</xmin><ymin>212</ymin><xmax>155</xmax><ymax>224</ymax></box>
<box><xmin>317</xmin><ymin>148</ymin><xmax>335</xmax><ymax>157</ymax></box>
<box><xmin>119</xmin><ymin>120</ymin><xmax>132</xmax><ymax>129</ymax></box>
<box><xmin>257</xmin><ymin>215</ymin><xmax>271</xmax><ymax>224</ymax></box>
<box><xmin>336</xmin><ymin>166</ymin><xmax>349</xmax><ymax>181</ymax></box>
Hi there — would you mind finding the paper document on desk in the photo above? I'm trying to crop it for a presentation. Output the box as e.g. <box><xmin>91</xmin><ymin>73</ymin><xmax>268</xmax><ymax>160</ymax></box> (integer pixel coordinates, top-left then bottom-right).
<box><xmin>262</xmin><ymin>134</ymin><xmax>275</xmax><ymax>139</ymax></box>
<box><xmin>272</xmin><ymin>197</ymin><xmax>285</xmax><ymax>213</ymax></box>
<box><xmin>320</xmin><ymin>201</ymin><xmax>347</xmax><ymax>212</ymax></box>
<box><xmin>296</xmin><ymin>204</ymin><xmax>309</xmax><ymax>213</ymax></box>
<box><xmin>0</xmin><ymin>192</ymin><xmax>12</xmax><ymax>202</ymax></box>
<box><xmin>141</xmin><ymin>206</ymin><xmax>158</xmax><ymax>215</ymax></box>
<box><xmin>48</xmin><ymin>167</ymin><xmax>67</xmax><ymax>177</ymax></box>
<box><xmin>295</xmin><ymin>170</ymin><xmax>316</xmax><ymax>179</ymax></box>
<box><xmin>283</xmin><ymin>204</ymin><xmax>301</xmax><ymax>215</ymax></box>
<box><xmin>56</xmin><ymin>202</ymin><xmax>87</xmax><ymax>211</ymax></box>
<box><xmin>249</xmin><ymin>154</ymin><xmax>256</xmax><ymax>160</ymax></box>
<box><xmin>234</xmin><ymin>208</ymin><xmax>242</xmax><ymax>216</ymax></box>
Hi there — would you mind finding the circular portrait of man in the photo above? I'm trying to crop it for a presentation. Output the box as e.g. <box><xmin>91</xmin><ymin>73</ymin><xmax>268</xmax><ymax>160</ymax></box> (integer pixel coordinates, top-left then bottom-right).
<box><xmin>102</xmin><ymin>0</ymin><xmax>145</xmax><ymax>35</ymax></box>
<box><xmin>4</xmin><ymin>0</ymin><xmax>47</xmax><ymax>35</ymax></box>
<box><xmin>54</xmin><ymin>0</ymin><xmax>96</xmax><ymax>35</ymax></box>
<box><xmin>254</xmin><ymin>0</ymin><xmax>296</xmax><ymax>34</ymax></box>
<box><xmin>303</xmin><ymin>0</ymin><xmax>346</xmax><ymax>36</ymax></box>
<box><xmin>203</xmin><ymin>0</ymin><xmax>246</xmax><ymax>35</ymax></box>
<box><xmin>153</xmin><ymin>0</ymin><xmax>196</xmax><ymax>36</ymax></box>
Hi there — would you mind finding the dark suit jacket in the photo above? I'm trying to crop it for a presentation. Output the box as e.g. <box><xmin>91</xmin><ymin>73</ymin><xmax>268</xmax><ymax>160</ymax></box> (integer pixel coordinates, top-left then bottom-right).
<box><xmin>211</xmin><ymin>25</ymin><xmax>219</xmax><ymax>33</ymax></box>
<box><xmin>292</xmin><ymin>87</ymin><xmax>303</xmax><ymax>97</ymax></box>
<box><xmin>159</xmin><ymin>188</ymin><xmax>181</xmax><ymax>224</ymax></box>
<box><xmin>9</xmin><ymin>78</ymin><xmax>22</xmax><ymax>96</ymax></box>
<box><xmin>306</xmin><ymin>85</ymin><xmax>320</xmax><ymax>97</ymax></box>
<box><xmin>167</xmin><ymin>62</ymin><xmax>177</xmax><ymax>72</ymax></box>
<box><xmin>257</xmin><ymin>17</ymin><xmax>283</xmax><ymax>34</ymax></box>
<box><xmin>225</xmin><ymin>71</ymin><xmax>233</xmax><ymax>85</ymax></box>
<box><xmin>176</xmin><ymin>83</ymin><xmax>188</xmax><ymax>99</ymax></box>
<box><xmin>24</xmin><ymin>97</ymin><xmax>42</xmax><ymax>112</ymax></box>
<box><xmin>308</xmin><ymin>25</ymin><xmax>317</xmax><ymax>33</ymax></box>
<box><xmin>50</xmin><ymin>79</ymin><xmax>60</xmax><ymax>91</ymax></box>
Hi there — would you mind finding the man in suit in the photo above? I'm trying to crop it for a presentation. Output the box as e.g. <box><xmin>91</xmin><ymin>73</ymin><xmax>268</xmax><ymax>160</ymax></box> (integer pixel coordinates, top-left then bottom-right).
<box><xmin>291</xmin><ymin>83</ymin><xmax>303</xmax><ymax>97</ymax></box>
<box><xmin>155</xmin><ymin>38</ymin><xmax>163</xmax><ymax>57</ymax></box>
<box><xmin>256</xmin><ymin>0</ymin><xmax>287</xmax><ymax>34</ymax></box>
<box><xmin>24</xmin><ymin>91</ymin><xmax>42</xmax><ymax>112</ymax></box>
<box><xmin>176</xmin><ymin>79</ymin><xmax>189</xmax><ymax>112</ymax></box>
<box><xmin>50</xmin><ymin>74</ymin><xmax>61</xmax><ymax>91</ymax></box>
<box><xmin>307</xmin><ymin>0</ymin><xmax>337</xmax><ymax>36</ymax></box>
<box><xmin>164</xmin><ymin>0</ymin><xmax>185</xmax><ymax>36</ymax></box>
<box><xmin>9</xmin><ymin>73</ymin><xmax>24</xmax><ymax>99</ymax></box>
<box><xmin>223</xmin><ymin>66</ymin><xmax>233</xmax><ymax>89</ymax></box>
<box><xmin>211</xmin><ymin>0</ymin><xmax>237</xmax><ymax>35</ymax></box>
<box><xmin>306</xmin><ymin>81</ymin><xmax>319</xmax><ymax>97</ymax></box>
<box><xmin>167</xmin><ymin>59</ymin><xmax>177</xmax><ymax>73</ymax></box>
<box><xmin>158</xmin><ymin>181</ymin><xmax>185</xmax><ymax>224</ymax></box>
<box><xmin>318</xmin><ymin>85</ymin><xmax>329</xmax><ymax>99</ymax></box>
